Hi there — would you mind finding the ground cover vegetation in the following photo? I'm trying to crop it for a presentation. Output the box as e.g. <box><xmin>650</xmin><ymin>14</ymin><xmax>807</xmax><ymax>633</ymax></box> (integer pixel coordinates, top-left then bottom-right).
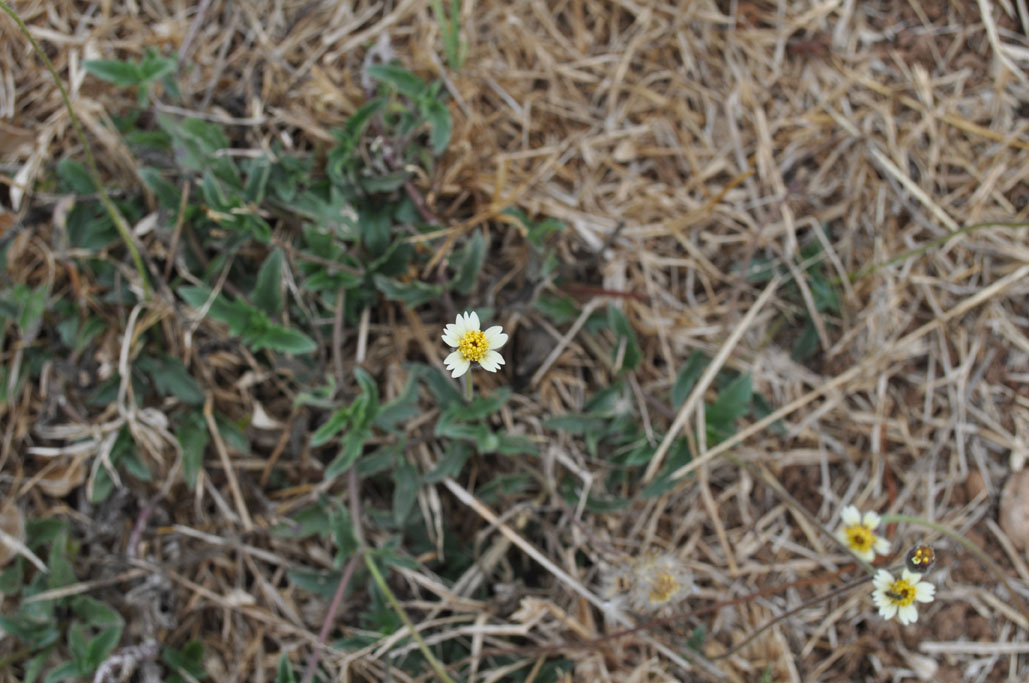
<box><xmin>2</xmin><ymin>1</ymin><xmax>1029</xmax><ymax>681</ymax></box>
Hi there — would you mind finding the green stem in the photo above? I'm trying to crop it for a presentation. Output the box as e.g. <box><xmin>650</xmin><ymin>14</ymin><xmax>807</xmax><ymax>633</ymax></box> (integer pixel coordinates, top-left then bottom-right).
<box><xmin>845</xmin><ymin>220</ymin><xmax>1029</xmax><ymax>284</ymax></box>
<box><xmin>880</xmin><ymin>513</ymin><xmax>1029</xmax><ymax>622</ymax></box>
<box><xmin>0</xmin><ymin>1</ymin><xmax>151</xmax><ymax>299</ymax></box>
<box><xmin>364</xmin><ymin>553</ymin><xmax>456</xmax><ymax>683</ymax></box>
<box><xmin>463</xmin><ymin>372</ymin><xmax>473</xmax><ymax>403</ymax></box>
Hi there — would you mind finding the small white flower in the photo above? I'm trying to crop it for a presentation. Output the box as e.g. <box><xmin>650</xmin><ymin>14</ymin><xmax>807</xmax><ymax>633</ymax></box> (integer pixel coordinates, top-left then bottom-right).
<box><xmin>441</xmin><ymin>311</ymin><xmax>508</xmax><ymax>378</ymax></box>
<box><xmin>872</xmin><ymin>568</ymin><xmax>935</xmax><ymax>625</ymax></box>
<box><xmin>836</xmin><ymin>504</ymin><xmax>891</xmax><ymax>562</ymax></box>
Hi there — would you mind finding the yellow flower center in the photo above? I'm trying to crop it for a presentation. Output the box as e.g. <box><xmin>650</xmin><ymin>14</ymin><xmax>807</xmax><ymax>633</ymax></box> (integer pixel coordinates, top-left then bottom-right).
<box><xmin>458</xmin><ymin>330</ymin><xmax>488</xmax><ymax>363</ymax></box>
<box><xmin>845</xmin><ymin>524</ymin><xmax>874</xmax><ymax>553</ymax></box>
<box><xmin>648</xmin><ymin>571</ymin><xmax>680</xmax><ymax>604</ymax></box>
<box><xmin>885</xmin><ymin>578</ymin><xmax>916</xmax><ymax>607</ymax></box>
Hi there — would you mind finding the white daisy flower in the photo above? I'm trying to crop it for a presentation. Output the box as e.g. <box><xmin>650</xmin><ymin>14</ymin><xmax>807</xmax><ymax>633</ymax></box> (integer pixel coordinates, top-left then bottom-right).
<box><xmin>441</xmin><ymin>311</ymin><xmax>508</xmax><ymax>378</ymax></box>
<box><xmin>872</xmin><ymin>568</ymin><xmax>935</xmax><ymax>625</ymax></box>
<box><xmin>836</xmin><ymin>504</ymin><xmax>891</xmax><ymax>562</ymax></box>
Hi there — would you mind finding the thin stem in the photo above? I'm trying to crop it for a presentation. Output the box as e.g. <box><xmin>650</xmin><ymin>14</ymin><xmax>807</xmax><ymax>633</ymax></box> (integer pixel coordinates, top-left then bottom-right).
<box><xmin>710</xmin><ymin>573</ymin><xmax>875</xmax><ymax>660</ymax></box>
<box><xmin>0</xmin><ymin>2</ymin><xmax>151</xmax><ymax>298</ymax></box>
<box><xmin>363</xmin><ymin>553</ymin><xmax>456</xmax><ymax>683</ymax></box>
<box><xmin>300</xmin><ymin>553</ymin><xmax>362</xmax><ymax>683</ymax></box>
<box><xmin>463</xmin><ymin>372</ymin><xmax>473</xmax><ymax>403</ymax></box>
<box><xmin>880</xmin><ymin>513</ymin><xmax>1029</xmax><ymax>623</ymax></box>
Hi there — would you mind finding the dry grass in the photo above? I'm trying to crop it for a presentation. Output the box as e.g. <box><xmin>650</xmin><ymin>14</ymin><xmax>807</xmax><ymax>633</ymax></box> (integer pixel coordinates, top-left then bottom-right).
<box><xmin>3</xmin><ymin>0</ymin><xmax>1029</xmax><ymax>681</ymax></box>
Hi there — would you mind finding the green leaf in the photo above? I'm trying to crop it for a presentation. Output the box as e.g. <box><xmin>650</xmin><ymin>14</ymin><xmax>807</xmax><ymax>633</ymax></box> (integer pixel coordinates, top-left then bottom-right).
<box><xmin>7</xmin><ymin>284</ymin><xmax>48</xmax><ymax>336</ymax></box>
<box><xmin>392</xmin><ymin>456</ymin><xmax>420</xmax><ymax>525</ymax></box>
<box><xmin>85</xmin><ymin>625</ymin><xmax>122</xmax><ymax>669</ymax></box>
<box><xmin>137</xmin><ymin>354</ymin><xmax>204</xmax><ymax>406</ymax></box>
<box><xmin>244</xmin><ymin>156</ymin><xmax>272</xmax><ymax>204</ymax></box>
<box><xmin>57</xmin><ymin>159</ymin><xmax>95</xmax><ymax>194</ymax></box>
<box><xmin>375</xmin><ymin>375</ymin><xmax>420</xmax><ymax>432</ymax></box>
<box><xmin>359</xmin><ymin>171</ymin><xmax>409</xmax><ymax>194</ymax></box>
<box><xmin>791</xmin><ymin>320</ymin><xmax>820</xmax><ymax>362</ymax></box>
<box><xmin>422</xmin><ymin>98</ymin><xmax>452</xmax><ymax>155</ymax></box>
<box><xmin>355</xmin><ymin>446</ymin><xmax>399</xmax><ymax>477</ymax></box>
<box><xmin>365</xmin><ymin>64</ymin><xmax>426</xmax><ymax>98</ymax></box>
<box><xmin>671</xmin><ymin>351</ymin><xmax>709</xmax><ymax>409</ymax></box>
<box><xmin>358</xmin><ymin>203</ymin><xmax>392</xmax><ymax>256</ymax></box>
<box><xmin>251</xmin><ymin>325</ymin><xmax>317</xmax><ymax>355</ymax></box>
<box><xmin>311</xmin><ymin>406</ymin><xmax>352</xmax><ymax>447</ymax></box>
<box><xmin>325</xmin><ymin>427</ymin><xmax>371</xmax><ymax>479</ymax></box>
<box><xmin>413</xmin><ymin>364</ymin><xmax>462</xmax><ymax>409</ymax></box>
<box><xmin>373</xmin><ymin>275</ymin><xmax>443</xmax><ymax>307</ymax></box>
<box><xmin>67</xmin><ymin>623</ymin><xmax>89</xmax><ymax>664</ymax></box>
<box><xmin>706</xmin><ymin>372</ymin><xmax>752</xmax><ymax>444</ymax></box>
<box><xmin>709</xmin><ymin>372</ymin><xmax>752</xmax><ymax>424</ymax></box>
<box><xmin>159</xmin><ymin>115</ymin><xmax>239</xmax><ymax>186</ymax></box>
<box><xmin>26</xmin><ymin>518</ymin><xmax>67</xmax><ymax>549</ymax></box>
<box><xmin>275</xmin><ymin>653</ymin><xmax>297</xmax><ymax>683</ymax></box>
<box><xmin>326</xmin><ymin>98</ymin><xmax>385</xmax><ymax>185</ymax></box>
<box><xmin>138</xmin><ymin>165</ymin><xmax>181</xmax><ymax>206</ymax></box>
<box><xmin>810</xmin><ymin>270</ymin><xmax>840</xmax><ymax>313</ymax></box>
<box><xmin>352</xmin><ymin>368</ymin><xmax>381</xmax><ymax>424</ymax></box>
<box><xmin>450</xmin><ymin>230</ymin><xmax>485</xmax><ymax>294</ymax></box>
<box><xmin>71</xmin><ymin>596</ymin><xmax>122</xmax><ymax>628</ymax></box>
<box><xmin>423</xmin><ymin>441</ymin><xmax>472</xmax><ymax>483</ymax></box>
<box><xmin>496</xmin><ymin>434</ymin><xmax>538</xmax><ymax>455</ymax></box>
<box><xmin>178</xmin><ymin>286</ymin><xmax>255</xmax><ymax>338</ymax></box>
<box><xmin>543</xmin><ymin>413</ymin><xmax>606</xmax><ymax>435</ymax></box>
<box><xmin>84</xmin><ymin>59</ymin><xmax>142</xmax><ymax>86</ymax></box>
<box><xmin>441</xmin><ymin>387</ymin><xmax>510</xmax><ymax>422</ymax></box>
<box><xmin>163</xmin><ymin>641</ymin><xmax>207</xmax><ymax>683</ymax></box>
<box><xmin>527</xmin><ymin>217</ymin><xmax>565</xmax><ymax>247</ymax></box>
<box><xmin>273</xmin><ymin>504</ymin><xmax>332</xmax><ymax>540</ymax></box>
<box><xmin>24</xmin><ymin>648</ymin><xmax>50</xmax><ymax>683</ymax></box>
<box><xmin>0</xmin><ymin>613</ymin><xmax>52</xmax><ymax>643</ymax></box>
<box><xmin>139</xmin><ymin>52</ymin><xmax>177</xmax><ymax>83</ymax></box>
<box><xmin>43</xmin><ymin>660</ymin><xmax>80</xmax><ymax>683</ymax></box>
<box><xmin>176</xmin><ymin>410</ymin><xmax>209</xmax><ymax>489</ymax></box>
<box><xmin>475</xmin><ymin>473</ymin><xmax>531</xmax><ymax>504</ymax></box>
<box><xmin>436</xmin><ymin>420</ymin><xmax>500</xmax><ymax>452</ymax></box>
<box><xmin>46</xmin><ymin>531</ymin><xmax>76</xmax><ymax>589</ymax></box>
<box><xmin>252</xmin><ymin>249</ymin><xmax>285</xmax><ymax>316</ymax></box>
<box><xmin>287</xmin><ymin>568</ymin><xmax>343</xmax><ymax>598</ymax></box>
<box><xmin>534</xmin><ymin>294</ymin><xmax>579</xmax><ymax>324</ymax></box>
<box><xmin>641</xmin><ymin>438</ymin><xmax>693</xmax><ymax>498</ymax></box>
<box><xmin>0</xmin><ymin>559</ymin><xmax>22</xmax><ymax>594</ymax></box>
<box><xmin>607</xmin><ymin>305</ymin><xmax>641</xmax><ymax>372</ymax></box>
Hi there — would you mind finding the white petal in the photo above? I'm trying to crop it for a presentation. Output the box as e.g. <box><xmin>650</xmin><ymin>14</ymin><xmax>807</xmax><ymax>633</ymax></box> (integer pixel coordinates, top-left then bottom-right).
<box><xmin>841</xmin><ymin>505</ymin><xmax>860</xmax><ymax>526</ymax></box>
<box><xmin>878</xmin><ymin>602</ymin><xmax>898</xmax><ymax>620</ymax></box>
<box><xmin>478</xmin><ymin>350</ymin><xmax>505</xmax><ymax>372</ymax></box>
<box><xmin>862</xmin><ymin>510</ymin><xmax>881</xmax><ymax>528</ymax></box>
<box><xmin>874</xmin><ymin>536</ymin><xmax>891</xmax><ymax>556</ymax></box>
<box><xmin>873</xmin><ymin>570</ymin><xmax>894</xmax><ymax>591</ymax></box>
<box><xmin>466</xmin><ymin>311</ymin><xmax>480</xmax><ymax>331</ymax></box>
<box><xmin>914</xmin><ymin>582</ymin><xmax>935</xmax><ymax>603</ymax></box>
<box><xmin>898</xmin><ymin>604</ymin><xmax>918</xmax><ymax>625</ymax></box>
<box><xmin>444</xmin><ymin>352</ymin><xmax>470</xmax><ymax>378</ymax></box>
<box><xmin>442</xmin><ymin>325</ymin><xmax>461</xmax><ymax>347</ymax></box>
<box><xmin>484</xmin><ymin>326</ymin><xmax>508</xmax><ymax>350</ymax></box>
<box><xmin>901</xmin><ymin>569</ymin><xmax>920</xmax><ymax>584</ymax></box>
<box><xmin>454</xmin><ymin>313</ymin><xmax>473</xmax><ymax>337</ymax></box>
<box><xmin>856</xmin><ymin>548</ymin><xmax>874</xmax><ymax>563</ymax></box>
<box><xmin>835</xmin><ymin>529</ymin><xmax>849</xmax><ymax>547</ymax></box>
